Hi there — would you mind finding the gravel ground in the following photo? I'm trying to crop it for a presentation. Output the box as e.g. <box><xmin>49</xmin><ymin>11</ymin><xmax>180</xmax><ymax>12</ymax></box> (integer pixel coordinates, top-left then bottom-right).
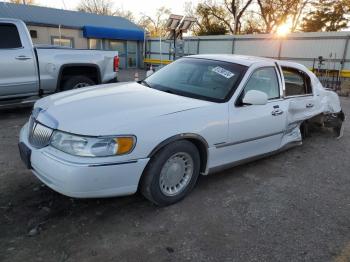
<box><xmin>0</xmin><ymin>97</ymin><xmax>349</xmax><ymax>262</ymax></box>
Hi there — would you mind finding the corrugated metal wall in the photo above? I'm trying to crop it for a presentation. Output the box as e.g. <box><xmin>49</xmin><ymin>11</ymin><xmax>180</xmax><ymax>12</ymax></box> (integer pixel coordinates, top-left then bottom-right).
<box><xmin>146</xmin><ymin>32</ymin><xmax>350</xmax><ymax>71</ymax></box>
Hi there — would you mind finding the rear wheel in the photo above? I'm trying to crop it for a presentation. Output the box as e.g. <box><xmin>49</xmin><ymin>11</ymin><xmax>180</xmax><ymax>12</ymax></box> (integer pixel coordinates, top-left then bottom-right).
<box><xmin>61</xmin><ymin>75</ymin><xmax>95</xmax><ymax>91</ymax></box>
<box><xmin>300</xmin><ymin>121</ymin><xmax>309</xmax><ymax>139</ymax></box>
<box><xmin>141</xmin><ymin>140</ymin><xmax>200</xmax><ymax>206</ymax></box>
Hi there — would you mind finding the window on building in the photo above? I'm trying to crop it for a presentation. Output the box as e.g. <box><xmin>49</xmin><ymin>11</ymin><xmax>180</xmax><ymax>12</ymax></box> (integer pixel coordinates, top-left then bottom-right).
<box><xmin>51</xmin><ymin>37</ymin><xmax>74</xmax><ymax>48</ymax></box>
<box><xmin>109</xmin><ymin>40</ymin><xmax>125</xmax><ymax>54</ymax></box>
<box><xmin>30</xmin><ymin>30</ymin><xmax>38</xmax><ymax>39</ymax></box>
<box><xmin>88</xmin><ymin>38</ymin><xmax>103</xmax><ymax>50</ymax></box>
<box><xmin>282</xmin><ymin>67</ymin><xmax>312</xmax><ymax>96</ymax></box>
<box><xmin>243</xmin><ymin>67</ymin><xmax>280</xmax><ymax>100</ymax></box>
<box><xmin>0</xmin><ymin>24</ymin><xmax>22</xmax><ymax>49</ymax></box>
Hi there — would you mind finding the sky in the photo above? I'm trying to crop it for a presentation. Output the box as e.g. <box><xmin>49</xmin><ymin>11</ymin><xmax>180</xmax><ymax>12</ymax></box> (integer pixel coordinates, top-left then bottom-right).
<box><xmin>34</xmin><ymin>0</ymin><xmax>198</xmax><ymax>18</ymax></box>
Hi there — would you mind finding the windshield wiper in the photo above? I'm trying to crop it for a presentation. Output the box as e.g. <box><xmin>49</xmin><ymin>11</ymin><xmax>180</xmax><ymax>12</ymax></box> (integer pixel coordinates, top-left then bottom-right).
<box><xmin>163</xmin><ymin>89</ymin><xmax>175</xmax><ymax>94</ymax></box>
<box><xmin>140</xmin><ymin>80</ymin><xmax>151</xmax><ymax>88</ymax></box>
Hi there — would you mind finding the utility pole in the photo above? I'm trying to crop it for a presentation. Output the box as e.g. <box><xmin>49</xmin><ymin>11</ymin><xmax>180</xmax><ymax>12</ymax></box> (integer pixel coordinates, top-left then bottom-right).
<box><xmin>23</xmin><ymin>0</ymin><xmax>26</xmax><ymax>4</ymax></box>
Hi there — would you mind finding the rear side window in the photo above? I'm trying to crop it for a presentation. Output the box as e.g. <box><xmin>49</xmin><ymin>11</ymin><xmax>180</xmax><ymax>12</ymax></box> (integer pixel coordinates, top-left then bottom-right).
<box><xmin>0</xmin><ymin>24</ymin><xmax>22</xmax><ymax>49</ymax></box>
<box><xmin>282</xmin><ymin>67</ymin><xmax>312</xmax><ymax>96</ymax></box>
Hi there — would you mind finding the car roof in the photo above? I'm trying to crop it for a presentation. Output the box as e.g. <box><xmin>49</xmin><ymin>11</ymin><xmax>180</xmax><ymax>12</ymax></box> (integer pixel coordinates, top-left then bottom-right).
<box><xmin>187</xmin><ymin>54</ymin><xmax>309</xmax><ymax>70</ymax></box>
<box><xmin>187</xmin><ymin>54</ymin><xmax>277</xmax><ymax>67</ymax></box>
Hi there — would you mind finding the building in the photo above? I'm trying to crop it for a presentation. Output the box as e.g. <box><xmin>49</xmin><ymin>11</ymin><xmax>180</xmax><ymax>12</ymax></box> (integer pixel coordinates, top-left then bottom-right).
<box><xmin>0</xmin><ymin>2</ymin><xmax>145</xmax><ymax>69</ymax></box>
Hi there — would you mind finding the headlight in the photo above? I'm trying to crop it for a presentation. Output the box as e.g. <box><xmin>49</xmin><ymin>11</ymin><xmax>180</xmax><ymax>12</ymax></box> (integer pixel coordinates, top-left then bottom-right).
<box><xmin>50</xmin><ymin>131</ymin><xmax>136</xmax><ymax>157</ymax></box>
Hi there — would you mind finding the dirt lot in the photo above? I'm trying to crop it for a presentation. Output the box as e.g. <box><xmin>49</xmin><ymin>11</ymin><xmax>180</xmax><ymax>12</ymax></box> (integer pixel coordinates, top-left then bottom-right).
<box><xmin>0</xmin><ymin>98</ymin><xmax>349</xmax><ymax>262</ymax></box>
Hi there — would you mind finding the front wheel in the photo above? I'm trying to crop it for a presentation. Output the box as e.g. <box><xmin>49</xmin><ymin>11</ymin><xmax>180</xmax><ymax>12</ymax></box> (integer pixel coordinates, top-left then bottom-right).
<box><xmin>140</xmin><ymin>140</ymin><xmax>200</xmax><ymax>206</ymax></box>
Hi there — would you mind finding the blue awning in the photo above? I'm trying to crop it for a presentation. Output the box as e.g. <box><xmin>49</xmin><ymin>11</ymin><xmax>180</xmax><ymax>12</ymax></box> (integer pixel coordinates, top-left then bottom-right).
<box><xmin>83</xmin><ymin>26</ymin><xmax>144</xmax><ymax>41</ymax></box>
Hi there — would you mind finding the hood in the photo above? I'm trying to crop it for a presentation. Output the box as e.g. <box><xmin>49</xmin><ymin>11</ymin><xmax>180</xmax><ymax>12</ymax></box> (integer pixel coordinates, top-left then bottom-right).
<box><xmin>34</xmin><ymin>82</ymin><xmax>211</xmax><ymax>135</ymax></box>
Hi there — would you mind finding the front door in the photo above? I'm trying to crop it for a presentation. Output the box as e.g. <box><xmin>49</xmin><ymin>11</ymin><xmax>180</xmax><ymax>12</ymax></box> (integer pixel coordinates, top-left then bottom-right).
<box><xmin>226</xmin><ymin>66</ymin><xmax>287</xmax><ymax>163</ymax></box>
<box><xmin>0</xmin><ymin>23</ymin><xmax>38</xmax><ymax>99</ymax></box>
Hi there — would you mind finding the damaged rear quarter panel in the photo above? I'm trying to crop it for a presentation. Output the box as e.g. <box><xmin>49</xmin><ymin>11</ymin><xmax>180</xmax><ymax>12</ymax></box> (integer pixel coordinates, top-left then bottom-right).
<box><xmin>282</xmin><ymin>66</ymin><xmax>344</xmax><ymax>146</ymax></box>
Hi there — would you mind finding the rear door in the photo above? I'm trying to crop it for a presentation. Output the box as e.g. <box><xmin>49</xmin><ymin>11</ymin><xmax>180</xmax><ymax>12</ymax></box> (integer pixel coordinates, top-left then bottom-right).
<box><xmin>0</xmin><ymin>22</ymin><xmax>38</xmax><ymax>98</ymax></box>
<box><xmin>281</xmin><ymin>66</ymin><xmax>318</xmax><ymax>122</ymax></box>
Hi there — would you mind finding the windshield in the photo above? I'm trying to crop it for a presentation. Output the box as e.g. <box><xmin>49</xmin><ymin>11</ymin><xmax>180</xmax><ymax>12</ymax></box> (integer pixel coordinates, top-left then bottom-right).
<box><xmin>145</xmin><ymin>58</ymin><xmax>247</xmax><ymax>102</ymax></box>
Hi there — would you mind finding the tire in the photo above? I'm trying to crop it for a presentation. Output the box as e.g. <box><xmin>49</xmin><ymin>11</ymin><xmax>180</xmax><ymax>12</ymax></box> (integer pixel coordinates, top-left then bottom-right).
<box><xmin>300</xmin><ymin>121</ymin><xmax>309</xmax><ymax>139</ymax></box>
<box><xmin>61</xmin><ymin>75</ymin><xmax>95</xmax><ymax>91</ymax></box>
<box><xmin>141</xmin><ymin>140</ymin><xmax>201</xmax><ymax>206</ymax></box>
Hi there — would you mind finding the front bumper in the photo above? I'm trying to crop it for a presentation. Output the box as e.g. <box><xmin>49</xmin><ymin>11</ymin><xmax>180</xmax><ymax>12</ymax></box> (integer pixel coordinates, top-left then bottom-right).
<box><xmin>19</xmin><ymin>124</ymin><xmax>149</xmax><ymax>198</ymax></box>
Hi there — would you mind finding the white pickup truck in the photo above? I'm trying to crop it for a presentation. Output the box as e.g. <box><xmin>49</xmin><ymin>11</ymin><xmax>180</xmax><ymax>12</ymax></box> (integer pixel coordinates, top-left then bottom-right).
<box><xmin>0</xmin><ymin>19</ymin><xmax>119</xmax><ymax>106</ymax></box>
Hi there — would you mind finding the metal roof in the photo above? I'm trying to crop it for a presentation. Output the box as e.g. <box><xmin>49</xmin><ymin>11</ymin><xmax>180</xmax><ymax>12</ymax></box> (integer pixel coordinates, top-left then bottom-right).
<box><xmin>0</xmin><ymin>2</ymin><xmax>143</xmax><ymax>32</ymax></box>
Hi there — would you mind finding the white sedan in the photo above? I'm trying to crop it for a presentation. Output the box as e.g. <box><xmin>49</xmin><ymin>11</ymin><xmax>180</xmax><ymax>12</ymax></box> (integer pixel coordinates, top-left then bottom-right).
<box><xmin>19</xmin><ymin>55</ymin><xmax>344</xmax><ymax>206</ymax></box>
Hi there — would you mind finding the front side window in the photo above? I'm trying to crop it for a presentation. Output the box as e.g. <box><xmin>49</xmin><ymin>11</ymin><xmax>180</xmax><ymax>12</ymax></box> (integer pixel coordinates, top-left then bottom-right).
<box><xmin>0</xmin><ymin>24</ymin><xmax>22</xmax><ymax>49</ymax></box>
<box><xmin>145</xmin><ymin>58</ymin><xmax>247</xmax><ymax>102</ymax></box>
<box><xmin>52</xmin><ymin>37</ymin><xmax>73</xmax><ymax>48</ymax></box>
<box><xmin>242</xmin><ymin>67</ymin><xmax>280</xmax><ymax>100</ymax></box>
<box><xmin>282</xmin><ymin>67</ymin><xmax>312</xmax><ymax>96</ymax></box>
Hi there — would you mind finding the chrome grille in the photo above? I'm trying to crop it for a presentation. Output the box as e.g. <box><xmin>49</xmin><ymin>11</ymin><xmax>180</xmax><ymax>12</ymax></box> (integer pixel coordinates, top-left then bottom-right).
<box><xmin>28</xmin><ymin>119</ymin><xmax>53</xmax><ymax>149</ymax></box>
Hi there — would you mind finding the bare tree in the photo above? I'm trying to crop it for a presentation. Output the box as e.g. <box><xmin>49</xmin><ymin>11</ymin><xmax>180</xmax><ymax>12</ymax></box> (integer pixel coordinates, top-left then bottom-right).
<box><xmin>9</xmin><ymin>0</ymin><xmax>36</xmax><ymax>4</ymax></box>
<box><xmin>114</xmin><ymin>8</ymin><xmax>135</xmax><ymax>22</ymax></box>
<box><xmin>185</xmin><ymin>1</ymin><xmax>228</xmax><ymax>35</ymax></box>
<box><xmin>77</xmin><ymin>0</ymin><xmax>114</xmax><ymax>15</ymax></box>
<box><xmin>77</xmin><ymin>0</ymin><xmax>136</xmax><ymax>22</ymax></box>
<box><xmin>257</xmin><ymin>0</ymin><xmax>312</xmax><ymax>33</ymax></box>
<box><xmin>290</xmin><ymin>0</ymin><xmax>312</xmax><ymax>32</ymax></box>
<box><xmin>201</xmin><ymin>0</ymin><xmax>254</xmax><ymax>34</ymax></box>
<box><xmin>240</xmin><ymin>13</ymin><xmax>265</xmax><ymax>34</ymax></box>
<box><xmin>138</xmin><ymin>7</ymin><xmax>171</xmax><ymax>37</ymax></box>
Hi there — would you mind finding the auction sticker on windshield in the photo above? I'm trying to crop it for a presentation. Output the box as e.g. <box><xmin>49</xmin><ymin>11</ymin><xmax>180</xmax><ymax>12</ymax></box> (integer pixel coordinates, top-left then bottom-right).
<box><xmin>212</xmin><ymin>66</ymin><xmax>235</xmax><ymax>79</ymax></box>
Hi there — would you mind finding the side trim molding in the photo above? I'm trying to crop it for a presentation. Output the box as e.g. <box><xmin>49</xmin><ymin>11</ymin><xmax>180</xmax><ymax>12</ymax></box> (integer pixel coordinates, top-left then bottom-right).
<box><xmin>215</xmin><ymin>131</ymin><xmax>285</xmax><ymax>149</ymax></box>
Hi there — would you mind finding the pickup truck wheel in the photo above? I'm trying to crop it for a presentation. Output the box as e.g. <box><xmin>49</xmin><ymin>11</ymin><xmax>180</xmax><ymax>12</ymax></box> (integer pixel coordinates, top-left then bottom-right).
<box><xmin>141</xmin><ymin>140</ymin><xmax>200</xmax><ymax>206</ymax></box>
<box><xmin>62</xmin><ymin>76</ymin><xmax>95</xmax><ymax>91</ymax></box>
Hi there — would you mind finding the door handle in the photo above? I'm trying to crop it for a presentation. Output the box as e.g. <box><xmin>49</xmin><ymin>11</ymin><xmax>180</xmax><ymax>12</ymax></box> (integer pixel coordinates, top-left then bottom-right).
<box><xmin>15</xmin><ymin>55</ymin><xmax>32</xmax><ymax>61</ymax></box>
<box><xmin>306</xmin><ymin>103</ymin><xmax>314</xmax><ymax>108</ymax></box>
<box><xmin>271</xmin><ymin>109</ymin><xmax>284</xmax><ymax>116</ymax></box>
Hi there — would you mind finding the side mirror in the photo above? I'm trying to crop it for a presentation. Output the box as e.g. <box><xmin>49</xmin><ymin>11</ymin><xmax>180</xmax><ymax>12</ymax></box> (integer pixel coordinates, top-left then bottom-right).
<box><xmin>242</xmin><ymin>90</ymin><xmax>268</xmax><ymax>105</ymax></box>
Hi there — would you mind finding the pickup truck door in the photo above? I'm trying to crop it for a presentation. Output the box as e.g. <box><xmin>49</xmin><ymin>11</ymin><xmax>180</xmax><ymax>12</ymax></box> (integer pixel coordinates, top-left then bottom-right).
<box><xmin>0</xmin><ymin>22</ymin><xmax>39</xmax><ymax>99</ymax></box>
<box><xmin>223</xmin><ymin>66</ymin><xmax>287</xmax><ymax>163</ymax></box>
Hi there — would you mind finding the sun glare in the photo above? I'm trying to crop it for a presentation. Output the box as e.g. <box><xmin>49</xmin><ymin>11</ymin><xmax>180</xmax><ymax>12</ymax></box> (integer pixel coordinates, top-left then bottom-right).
<box><xmin>276</xmin><ymin>23</ymin><xmax>291</xmax><ymax>37</ymax></box>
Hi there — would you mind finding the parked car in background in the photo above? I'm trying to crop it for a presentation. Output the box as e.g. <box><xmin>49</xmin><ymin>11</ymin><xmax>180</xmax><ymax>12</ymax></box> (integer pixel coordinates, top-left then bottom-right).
<box><xmin>19</xmin><ymin>55</ymin><xmax>344</xmax><ymax>206</ymax></box>
<box><xmin>0</xmin><ymin>19</ymin><xmax>119</xmax><ymax>107</ymax></box>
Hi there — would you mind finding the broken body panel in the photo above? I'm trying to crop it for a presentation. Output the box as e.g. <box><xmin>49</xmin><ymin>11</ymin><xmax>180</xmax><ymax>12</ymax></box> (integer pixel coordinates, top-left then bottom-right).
<box><xmin>278</xmin><ymin>61</ymin><xmax>344</xmax><ymax>147</ymax></box>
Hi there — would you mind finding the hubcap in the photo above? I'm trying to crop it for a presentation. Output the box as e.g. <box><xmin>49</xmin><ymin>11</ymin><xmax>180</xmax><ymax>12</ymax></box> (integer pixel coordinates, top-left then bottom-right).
<box><xmin>72</xmin><ymin>82</ymin><xmax>90</xmax><ymax>89</ymax></box>
<box><xmin>159</xmin><ymin>152</ymin><xmax>194</xmax><ymax>197</ymax></box>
